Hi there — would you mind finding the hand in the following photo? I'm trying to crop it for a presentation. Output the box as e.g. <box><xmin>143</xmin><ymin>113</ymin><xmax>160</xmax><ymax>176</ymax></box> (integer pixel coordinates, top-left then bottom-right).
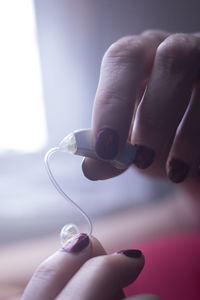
<box><xmin>82</xmin><ymin>30</ymin><xmax>200</xmax><ymax>191</ymax></box>
<box><xmin>21</xmin><ymin>234</ymin><xmax>159</xmax><ymax>300</ymax></box>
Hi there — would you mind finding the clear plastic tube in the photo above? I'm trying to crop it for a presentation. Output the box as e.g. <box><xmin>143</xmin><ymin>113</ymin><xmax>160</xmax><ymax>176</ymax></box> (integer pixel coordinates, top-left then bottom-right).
<box><xmin>44</xmin><ymin>147</ymin><xmax>93</xmax><ymax>244</ymax></box>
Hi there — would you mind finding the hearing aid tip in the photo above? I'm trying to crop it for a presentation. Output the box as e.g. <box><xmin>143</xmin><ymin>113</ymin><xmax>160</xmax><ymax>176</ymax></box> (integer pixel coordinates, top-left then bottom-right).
<box><xmin>59</xmin><ymin>132</ymin><xmax>77</xmax><ymax>154</ymax></box>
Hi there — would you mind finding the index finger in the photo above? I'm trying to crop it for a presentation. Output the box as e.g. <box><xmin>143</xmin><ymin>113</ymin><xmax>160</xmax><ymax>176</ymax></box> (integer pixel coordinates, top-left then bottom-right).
<box><xmin>21</xmin><ymin>234</ymin><xmax>106</xmax><ymax>300</ymax></box>
<box><xmin>84</xmin><ymin>31</ymin><xmax>168</xmax><ymax>180</ymax></box>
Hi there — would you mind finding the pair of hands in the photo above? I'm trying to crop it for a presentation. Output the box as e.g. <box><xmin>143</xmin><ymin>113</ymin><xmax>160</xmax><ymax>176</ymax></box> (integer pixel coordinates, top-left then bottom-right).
<box><xmin>22</xmin><ymin>235</ymin><xmax>159</xmax><ymax>300</ymax></box>
<box><xmin>24</xmin><ymin>29</ymin><xmax>200</xmax><ymax>299</ymax></box>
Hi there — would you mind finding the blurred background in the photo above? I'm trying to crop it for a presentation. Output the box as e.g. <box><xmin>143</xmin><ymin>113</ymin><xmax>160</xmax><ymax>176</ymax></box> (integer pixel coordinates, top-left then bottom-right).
<box><xmin>1</xmin><ymin>1</ymin><xmax>200</xmax><ymax>297</ymax></box>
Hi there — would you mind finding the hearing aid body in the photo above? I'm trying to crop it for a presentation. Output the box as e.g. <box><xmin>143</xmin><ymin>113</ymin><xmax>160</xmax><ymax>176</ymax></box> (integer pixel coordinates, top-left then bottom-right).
<box><xmin>59</xmin><ymin>129</ymin><xmax>136</xmax><ymax>169</ymax></box>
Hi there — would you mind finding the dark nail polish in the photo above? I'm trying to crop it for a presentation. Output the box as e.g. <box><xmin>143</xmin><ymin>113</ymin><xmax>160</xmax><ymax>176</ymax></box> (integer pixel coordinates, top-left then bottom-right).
<box><xmin>167</xmin><ymin>158</ymin><xmax>190</xmax><ymax>183</ymax></box>
<box><xmin>133</xmin><ymin>144</ymin><xmax>155</xmax><ymax>169</ymax></box>
<box><xmin>61</xmin><ymin>233</ymin><xmax>89</xmax><ymax>253</ymax></box>
<box><xmin>95</xmin><ymin>128</ymin><xmax>119</xmax><ymax>160</ymax></box>
<box><xmin>117</xmin><ymin>249</ymin><xmax>142</xmax><ymax>258</ymax></box>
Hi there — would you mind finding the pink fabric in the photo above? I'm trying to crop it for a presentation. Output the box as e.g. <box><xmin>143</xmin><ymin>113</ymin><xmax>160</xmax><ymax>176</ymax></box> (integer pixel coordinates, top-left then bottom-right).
<box><xmin>124</xmin><ymin>231</ymin><xmax>200</xmax><ymax>300</ymax></box>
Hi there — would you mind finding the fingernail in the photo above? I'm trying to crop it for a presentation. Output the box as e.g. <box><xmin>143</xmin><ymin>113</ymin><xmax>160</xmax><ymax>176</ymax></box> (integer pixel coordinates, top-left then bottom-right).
<box><xmin>167</xmin><ymin>158</ymin><xmax>190</xmax><ymax>183</ymax></box>
<box><xmin>95</xmin><ymin>128</ymin><xmax>119</xmax><ymax>160</ymax></box>
<box><xmin>61</xmin><ymin>233</ymin><xmax>89</xmax><ymax>253</ymax></box>
<box><xmin>117</xmin><ymin>249</ymin><xmax>142</xmax><ymax>258</ymax></box>
<box><xmin>133</xmin><ymin>144</ymin><xmax>155</xmax><ymax>169</ymax></box>
<box><xmin>82</xmin><ymin>159</ymin><xmax>98</xmax><ymax>181</ymax></box>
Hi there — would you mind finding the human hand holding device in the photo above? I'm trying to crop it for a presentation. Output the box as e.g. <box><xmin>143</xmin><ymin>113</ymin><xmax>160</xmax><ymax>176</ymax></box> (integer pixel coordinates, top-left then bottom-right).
<box><xmin>82</xmin><ymin>30</ymin><xmax>200</xmax><ymax>194</ymax></box>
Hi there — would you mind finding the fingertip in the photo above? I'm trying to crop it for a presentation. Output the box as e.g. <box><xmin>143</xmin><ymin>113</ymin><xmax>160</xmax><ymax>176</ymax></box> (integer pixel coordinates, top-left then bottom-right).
<box><xmin>82</xmin><ymin>157</ymin><xmax>124</xmax><ymax>180</ymax></box>
<box><xmin>117</xmin><ymin>249</ymin><xmax>143</xmax><ymax>259</ymax></box>
<box><xmin>116</xmin><ymin>248</ymin><xmax>145</xmax><ymax>270</ymax></box>
<box><xmin>166</xmin><ymin>157</ymin><xmax>190</xmax><ymax>183</ymax></box>
<box><xmin>60</xmin><ymin>234</ymin><xmax>106</xmax><ymax>257</ymax></box>
<box><xmin>110</xmin><ymin>248</ymin><xmax>145</xmax><ymax>287</ymax></box>
<box><xmin>132</xmin><ymin>144</ymin><xmax>155</xmax><ymax>169</ymax></box>
<box><xmin>82</xmin><ymin>158</ymin><xmax>99</xmax><ymax>181</ymax></box>
<box><xmin>61</xmin><ymin>233</ymin><xmax>90</xmax><ymax>253</ymax></box>
<box><xmin>90</xmin><ymin>236</ymin><xmax>107</xmax><ymax>256</ymax></box>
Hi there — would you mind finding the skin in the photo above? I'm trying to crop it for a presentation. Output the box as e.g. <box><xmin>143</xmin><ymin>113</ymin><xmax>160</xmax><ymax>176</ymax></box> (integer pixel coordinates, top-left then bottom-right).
<box><xmin>22</xmin><ymin>236</ymin><xmax>160</xmax><ymax>300</ymax></box>
<box><xmin>23</xmin><ymin>30</ymin><xmax>200</xmax><ymax>299</ymax></box>
<box><xmin>82</xmin><ymin>30</ymin><xmax>200</xmax><ymax>197</ymax></box>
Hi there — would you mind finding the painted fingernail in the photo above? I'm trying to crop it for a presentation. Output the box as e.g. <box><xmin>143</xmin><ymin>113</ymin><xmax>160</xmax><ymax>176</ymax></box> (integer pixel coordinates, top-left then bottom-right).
<box><xmin>133</xmin><ymin>144</ymin><xmax>155</xmax><ymax>169</ymax></box>
<box><xmin>117</xmin><ymin>249</ymin><xmax>142</xmax><ymax>258</ymax></box>
<box><xmin>95</xmin><ymin>128</ymin><xmax>119</xmax><ymax>160</ymax></box>
<box><xmin>167</xmin><ymin>158</ymin><xmax>190</xmax><ymax>183</ymax></box>
<box><xmin>61</xmin><ymin>233</ymin><xmax>89</xmax><ymax>253</ymax></box>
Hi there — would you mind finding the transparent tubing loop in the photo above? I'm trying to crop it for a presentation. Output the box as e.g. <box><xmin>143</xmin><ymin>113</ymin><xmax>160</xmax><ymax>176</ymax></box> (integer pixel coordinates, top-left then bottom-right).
<box><xmin>44</xmin><ymin>147</ymin><xmax>93</xmax><ymax>239</ymax></box>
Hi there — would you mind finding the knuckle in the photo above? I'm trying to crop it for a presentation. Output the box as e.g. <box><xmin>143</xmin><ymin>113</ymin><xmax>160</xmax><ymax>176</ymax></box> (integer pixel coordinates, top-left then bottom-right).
<box><xmin>97</xmin><ymin>92</ymin><xmax>127</xmax><ymax>108</ymax></box>
<box><xmin>34</xmin><ymin>262</ymin><xmax>56</xmax><ymax>281</ymax></box>
<box><xmin>103</xmin><ymin>35</ymin><xmax>146</xmax><ymax>64</ymax></box>
<box><xmin>141</xmin><ymin>29</ymin><xmax>168</xmax><ymax>40</ymax></box>
<box><xmin>142</xmin><ymin>29</ymin><xmax>162</xmax><ymax>36</ymax></box>
<box><xmin>157</xmin><ymin>33</ymin><xmax>200</xmax><ymax>63</ymax></box>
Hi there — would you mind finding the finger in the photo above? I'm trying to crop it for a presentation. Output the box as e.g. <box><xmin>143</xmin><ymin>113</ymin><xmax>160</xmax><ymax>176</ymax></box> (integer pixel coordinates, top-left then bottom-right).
<box><xmin>84</xmin><ymin>30</ymin><xmax>169</xmax><ymax>180</ymax></box>
<box><xmin>22</xmin><ymin>234</ymin><xmax>106</xmax><ymax>300</ymax></box>
<box><xmin>166</xmin><ymin>81</ymin><xmax>200</xmax><ymax>183</ymax></box>
<box><xmin>132</xmin><ymin>33</ymin><xmax>200</xmax><ymax>177</ymax></box>
<box><xmin>82</xmin><ymin>157</ymin><xmax>124</xmax><ymax>180</ymax></box>
<box><xmin>56</xmin><ymin>249</ymin><xmax>144</xmax><ymax>300</ymax></box>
